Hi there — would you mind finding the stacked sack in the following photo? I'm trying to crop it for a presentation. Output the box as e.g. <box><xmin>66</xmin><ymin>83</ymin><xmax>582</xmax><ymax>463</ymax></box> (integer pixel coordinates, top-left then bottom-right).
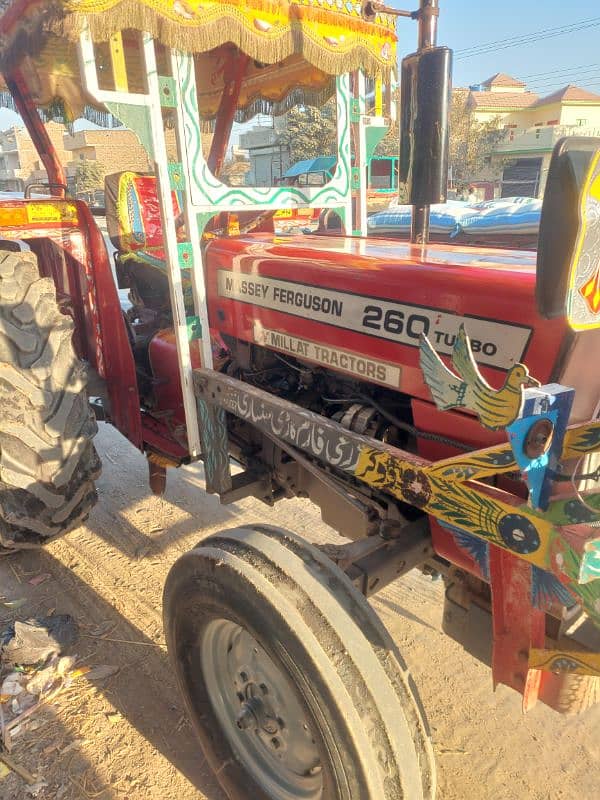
<box><xmin>459</xmin><ymin>197</ymin><xmax>541</xmax><ymax>239</ymax></box>
<box><xmin>368</xmin><ymin>197</ymin><xmax>541</xmax><ymax>247</ymax></box>
<box><xmin>367</xmin><ymin>200</ymin><xmax>473</xmax><ymax>238</ymax></box>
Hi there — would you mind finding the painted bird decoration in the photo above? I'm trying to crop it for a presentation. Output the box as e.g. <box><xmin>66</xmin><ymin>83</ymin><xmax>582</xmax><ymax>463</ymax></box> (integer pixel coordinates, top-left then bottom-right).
<box><xmin>419</xmin><ymin>324</ymin><xmax>540</xmax><ymax>430</ymax></box>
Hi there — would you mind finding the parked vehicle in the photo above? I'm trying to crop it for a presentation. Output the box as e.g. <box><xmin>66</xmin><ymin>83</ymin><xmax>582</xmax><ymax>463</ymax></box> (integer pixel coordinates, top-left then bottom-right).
<box><xmin>1</xmin><ymin>1</ymin><xmax>599</xmax><ymax>798</ymax></box>
<box><xmin>75</xmin><ymin>189</ymin><xmax>106</xmax><ymax>215</ymax></box>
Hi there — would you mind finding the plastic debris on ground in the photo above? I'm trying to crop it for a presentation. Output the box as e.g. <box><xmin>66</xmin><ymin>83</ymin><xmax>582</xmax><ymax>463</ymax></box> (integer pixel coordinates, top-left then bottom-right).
<box><xmin>0</xmin><ymin>613</ymin><xmax>81</xmax><ymax>793</ymax></box>
<box><xmin>1</xmin><ymin>598</ymin><xmax>26</xmax><ymax>610</ymax></box>
<box><xmin>0</xmin><ymin>615</ymin><xmax>78</xmax><ymax>668</ymax></box>
<box><xmin>0</xmin><ymin>605</ymin><xmax>121</xmax><ymax>791</ymax></box>
<box><xmin>24</xmin><ymin>778</ymin><xmax>48</xmax><ymax>796</ymax></box>
<box><xmin>1</xmin><ymin>655</ymin><xmax>77</xmax><ymax>748</ymax></box>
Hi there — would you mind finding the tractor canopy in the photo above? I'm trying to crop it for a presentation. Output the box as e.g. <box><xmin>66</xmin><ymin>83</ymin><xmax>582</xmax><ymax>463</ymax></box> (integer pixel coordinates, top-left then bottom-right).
<box><xmin>0</xmin><ymin>0</ymin><xmax>397</xmax><ymax>123</ymax></box>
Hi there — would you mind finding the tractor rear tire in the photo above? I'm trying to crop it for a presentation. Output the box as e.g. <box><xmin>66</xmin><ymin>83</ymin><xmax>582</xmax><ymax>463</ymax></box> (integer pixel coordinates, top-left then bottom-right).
<box><xmin>0</xmin><ymin>249</ymin><xmax>100</xmax><ymax>551</ymax></box>
<box><xmin>164</xmin><ymin>524</ymin><xmax>436</xmax><ymax>800</ymax></box>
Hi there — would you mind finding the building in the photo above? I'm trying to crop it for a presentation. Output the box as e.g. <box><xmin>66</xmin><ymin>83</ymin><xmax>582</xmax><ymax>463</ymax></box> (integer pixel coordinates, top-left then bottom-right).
<box><xmin>238</xmin><ymin>117</ymin><xmax>291</xmax><ymax>186</ymax></box>
<box><xmin>0</xmin><ymin>123</ymin><xmax>153</xmax><ymax>194</ymax></box>
<box><xmin>63</xmin><ymin>128</ymin><xmax>151</xmax><ymax>178</ymax></box>
<box><xmin>467</xmin><ymin>73</ymin><xmax>538</xmax><ymax>126</ymax></box>
<box><xmin>0</xmin><ymin>122</ymin><xmax>70</xmax><ymax>191</ymax></box>
<box><xmin>464</xmin><ymin>74</ymin><xmax>600</xmax><ymax>197</ymax></box>
<box><xmin>493</xmin><ymin>84</ymin><xmax>600</xmax><ymax>196</ymax></box>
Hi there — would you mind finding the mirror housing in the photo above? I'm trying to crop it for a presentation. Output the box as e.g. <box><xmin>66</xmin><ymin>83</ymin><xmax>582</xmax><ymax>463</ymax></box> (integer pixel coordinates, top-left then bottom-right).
<box><xmin>537</xmin><ymin>137</ymin><xmax>600</xmax><ymax>329</ymax></box>
<box><xmin>399</xmin><ymin>46</ymin><xmax>452</xmax><ymax>206</ymax></box>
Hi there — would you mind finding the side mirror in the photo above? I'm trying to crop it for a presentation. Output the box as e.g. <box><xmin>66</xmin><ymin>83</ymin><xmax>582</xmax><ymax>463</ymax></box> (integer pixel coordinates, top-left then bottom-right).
<box><xmin>537</xmin><ymin>137</ymin><xmax>600</xmax><ymax>329</ymax></box>
<box><xmin>399</xmin><ymin>46</ymin><xmax>452</xmax><ymax>206</ymax></box>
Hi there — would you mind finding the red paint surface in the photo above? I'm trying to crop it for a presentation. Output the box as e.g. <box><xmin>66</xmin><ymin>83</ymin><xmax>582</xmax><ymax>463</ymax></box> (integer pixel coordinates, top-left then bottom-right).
<box><xmin>205</xmin><ymin>234</ymin><xmax>569</xmax><ymax>404</ymax></box>
<box><xmin>489</xmin><ymin>548</ymin><xmax>546</xmax><ymax>709</ymax></box>
<box><xmin>77</xmin><ymin>201</ymin><xmax>143</xmax><ymax>447</ymax></box>
<box><xmin>5</xmin><ymin>69</ymin><xmax>66</xmax><ymax>193</ymax></box>
<box><xmin>149</xmin><ymin>330</ymin><xmax>202</xmax><ymax>428</ymax></box>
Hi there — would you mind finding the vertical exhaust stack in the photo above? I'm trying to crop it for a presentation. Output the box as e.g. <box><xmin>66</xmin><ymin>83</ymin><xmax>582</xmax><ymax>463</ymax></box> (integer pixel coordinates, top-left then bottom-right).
<box><xmin>398</xmin><ymin>0</ymin><xmax>452</xmax><ymax>244</ymax></box>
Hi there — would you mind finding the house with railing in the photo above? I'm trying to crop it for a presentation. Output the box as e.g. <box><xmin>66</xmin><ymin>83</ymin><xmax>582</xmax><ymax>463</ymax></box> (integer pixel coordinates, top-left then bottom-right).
<box><xmin>465</xmin><ymin>75</ymin><xmax>600</xmax><ymax>198</ymax></box>
<box><xmin>491</xmin><ymin>85</ymin><xmax>600</xmax><ymax>196</ymax></box>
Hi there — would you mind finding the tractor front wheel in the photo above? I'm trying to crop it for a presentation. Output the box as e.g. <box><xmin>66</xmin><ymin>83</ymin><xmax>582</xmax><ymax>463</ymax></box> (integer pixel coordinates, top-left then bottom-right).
<box><xmin>0</xmin><ymin>248</ymin><xmax>100</xmax><ymax>551</ymax></box>
<box><xmin>164</xmin><ymin>524</ymin><xmax>436</xmax><ymax>800</ymax></box>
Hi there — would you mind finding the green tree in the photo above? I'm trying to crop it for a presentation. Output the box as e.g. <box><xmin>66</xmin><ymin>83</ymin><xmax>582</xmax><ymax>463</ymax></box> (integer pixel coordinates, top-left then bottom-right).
<box><xmin>449</xmin><ymin>90</ymin><xmax>504</xmax><ymax>185</ymax></box>
<box><xmin>219</xmin><ymin>154</ymin><xmax>251</xmax><ymax>186</ymax></box>
<box><xmin>374</xmin><ymin>125</ymin><xmax>399</xmax><ymax>157</ymax></box>
<box><xmin>281</xmin><ymin>101</ymin><xmax>337</xmax><ymax>163</ymax></box>
<box><xmin>74</xmin><ymin>159</ymin><xmax>104</xmax><ymax>195</ymax></box>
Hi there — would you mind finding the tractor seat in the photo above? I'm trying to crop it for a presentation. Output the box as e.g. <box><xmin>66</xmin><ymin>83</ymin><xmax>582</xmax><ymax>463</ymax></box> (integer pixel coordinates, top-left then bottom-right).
<box><xmin>105</xmin><ymin>171</ymin><xmax>192</xmax><ymax>309</ymax></box>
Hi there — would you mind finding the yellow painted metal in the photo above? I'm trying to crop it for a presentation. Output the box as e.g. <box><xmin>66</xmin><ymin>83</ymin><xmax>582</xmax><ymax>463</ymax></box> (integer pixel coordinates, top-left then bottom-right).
<box><xmin>0</xmin><ymin>206</ymin><xmax>28</xmax><ymax>227</ymax></box>
<box><xmin>109</xmin><ymin>31</ymin><xmax>129</xmax><ymax>92</ymax></box>
<box><xmin>353</xmin><ymin>446</ymin><xmax>555</xmax><ymax>571</ymax></box>
<box><xmin>374</xmin><ymin>78</ymin><xmax>383</xmax><ymax>116</ymax></box>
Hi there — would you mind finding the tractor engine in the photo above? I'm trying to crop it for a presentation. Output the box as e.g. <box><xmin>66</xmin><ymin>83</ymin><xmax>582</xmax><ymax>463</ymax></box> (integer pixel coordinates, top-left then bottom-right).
<box><xmin>220</xmin><ymin>334</ymin><xmax>413</xmax><ymax>449</ymax></box>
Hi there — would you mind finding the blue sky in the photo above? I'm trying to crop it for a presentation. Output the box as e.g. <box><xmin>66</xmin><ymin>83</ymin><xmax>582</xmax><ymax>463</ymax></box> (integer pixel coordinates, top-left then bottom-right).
<box><xmin>393</xmin><ymin>0</ymin><xmax>600</xmax><ymax>94</ymax></box>
<box><xmin>1</xmin><ymin>1</ymin><xmax>599</xmax><ymax>130</ymax></box>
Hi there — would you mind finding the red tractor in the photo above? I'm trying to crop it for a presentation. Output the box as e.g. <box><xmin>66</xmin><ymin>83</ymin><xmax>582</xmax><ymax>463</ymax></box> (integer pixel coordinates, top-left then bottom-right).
<box><xmin>1</xmin><ymin>1</ymin><xmax>600</xmax><ymax>798</ymax></box>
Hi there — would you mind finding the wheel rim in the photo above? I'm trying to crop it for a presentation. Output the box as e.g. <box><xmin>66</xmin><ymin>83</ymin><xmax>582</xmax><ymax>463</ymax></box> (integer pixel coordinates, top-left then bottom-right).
<box><xmin>200</xmin><ymin>618</ymin><xmax>323</xmax><ymax>800</ymax></box>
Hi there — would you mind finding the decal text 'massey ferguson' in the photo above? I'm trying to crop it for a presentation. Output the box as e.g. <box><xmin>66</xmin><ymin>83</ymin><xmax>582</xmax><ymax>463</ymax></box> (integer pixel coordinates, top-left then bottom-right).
<box><xmin>217</xmin><ymin>270</ymin><xmax>531</xmax><ymax>370</ymax></box>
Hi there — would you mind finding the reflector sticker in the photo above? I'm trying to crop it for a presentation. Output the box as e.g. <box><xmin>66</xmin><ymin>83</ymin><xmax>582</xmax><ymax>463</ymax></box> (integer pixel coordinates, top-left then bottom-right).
<box><xmin>218</xmin><ymin>270</ymin><xmax>532</xmax><ymax>370</ymax></box>
<box><xmin>26</xmin><ymin>203</ymin><xmax>78</xmax><ymax>224</ymax></box>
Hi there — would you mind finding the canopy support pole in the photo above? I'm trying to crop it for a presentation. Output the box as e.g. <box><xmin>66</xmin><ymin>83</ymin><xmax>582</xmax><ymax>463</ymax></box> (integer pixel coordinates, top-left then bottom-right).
<box><xmin>4</xmin><ymin>68</ymin><xmax>66</xmax><ymax>195</ymax></box>
<box><xmin>207</xmin><ymin>49</ymin><xmax>250</xmax><ymax>178</ymax></box>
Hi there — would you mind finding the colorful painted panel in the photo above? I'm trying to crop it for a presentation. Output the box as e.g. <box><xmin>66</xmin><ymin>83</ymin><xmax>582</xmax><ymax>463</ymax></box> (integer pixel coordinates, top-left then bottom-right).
<box><xmin>104</xmin><ymin>171</ymin><xmax>184</xmax><ymax>252</ymax></box>
<box><xmin>567</xmin><ymin>150</ymin><xmax>600</xmax><ymax>329</ymax></box>
<box><xmin>0</xmin><ymin>0</ymin><xmax>397</xmax><ymax>79</ymax></box>
<box><xmin>529</xmin><ymin>648</ymin><xmax>600</xmax><ymax>678</ymax></box>
<box><xmin>194</xmin><ymin>369</ymin><xmax>600</xmax><ymax>630</ymax></box>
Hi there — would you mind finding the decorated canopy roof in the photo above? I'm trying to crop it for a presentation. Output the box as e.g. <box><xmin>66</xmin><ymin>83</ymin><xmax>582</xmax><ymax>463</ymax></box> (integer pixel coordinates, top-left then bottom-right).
<box><xmin>0</xmin><ymin>0</ymin><xmax>397</xmax><ymax>123</ymax></box>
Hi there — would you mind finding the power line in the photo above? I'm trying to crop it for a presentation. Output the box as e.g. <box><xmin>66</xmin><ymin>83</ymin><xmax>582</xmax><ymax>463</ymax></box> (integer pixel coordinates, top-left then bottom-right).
<box><xmin>458</xmin><ymin>23</ymin><xmax>600</xmax><ymax>61</ymax></box>
<box><xmin>521</xmin><ymin>68</ymin><xmax>600</xmax><ymax>86</ymax></box>
<box><xmin>527</xmin><ymin>76</ymin><xmax>600</xmax><ymax>93</ymax></box>
<box><xmin>456</xmin><ymin>16</ymin><xmax>600</xmax><ymax>55</ymax></box>
<box><xmin>455</xmin><ymin>17</ymin><xmax>600</xmax><ymax>60</ymax></box>
<box><xmin>518</xmin><ymin>63</ymin><xmax>599</xmax><ymax>80</ymax></box>
<box><xmin>531</xmin><ymin>82</ymin><xmax>600</xmax><ymax>97</ymax></box>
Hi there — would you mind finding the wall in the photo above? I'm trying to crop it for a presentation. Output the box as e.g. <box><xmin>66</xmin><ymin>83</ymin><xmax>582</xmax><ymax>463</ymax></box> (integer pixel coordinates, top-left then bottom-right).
<box><xmin>487</xmin><ymin>85</ymin><xmax>526</xmax><ymax>94</ymax></box>
<box><xmin>0</xmin><ymin>122</ymin><xmax>71</xmax><ymax>190</ymax></box>
<box><xmin>471</xmin><ymin>109</ymin><xmax>508</xmax><ymax>125</ymax></box>
<box><xmin>497</xmin><ymin>102</ymin><xmax>600</xmax><ymax>132</ymax></box>
<box><xmin>559</xmin><ymin>103</ymin><xmax>600</xmax><ymax>128</ymax></box>
<box><xmin>64</xmin><ymin>129</ymin><xmax>151</xmax><ymax>177</ymax></box>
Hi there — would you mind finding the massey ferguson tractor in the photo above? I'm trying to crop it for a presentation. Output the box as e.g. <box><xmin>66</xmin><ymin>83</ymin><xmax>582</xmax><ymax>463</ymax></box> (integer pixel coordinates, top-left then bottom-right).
<box><xmin>1</xmin><ymin>1</ymin><xmax>600</xmax><ymax>798</ymax></box>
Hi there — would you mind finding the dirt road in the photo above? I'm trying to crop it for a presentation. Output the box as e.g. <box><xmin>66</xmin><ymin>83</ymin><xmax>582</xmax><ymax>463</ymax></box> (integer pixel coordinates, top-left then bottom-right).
<box><xmin>1</xmin><ymin>423</ymin><xmax>599</xmax><ymax>799</ymax></box>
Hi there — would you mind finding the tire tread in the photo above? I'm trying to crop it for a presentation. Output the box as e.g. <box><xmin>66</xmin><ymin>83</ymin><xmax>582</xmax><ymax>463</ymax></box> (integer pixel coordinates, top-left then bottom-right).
<box><xmin>0</xmin><ymin>250</ymin><xmax>100</xmax><ymax>550</ymax></box>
